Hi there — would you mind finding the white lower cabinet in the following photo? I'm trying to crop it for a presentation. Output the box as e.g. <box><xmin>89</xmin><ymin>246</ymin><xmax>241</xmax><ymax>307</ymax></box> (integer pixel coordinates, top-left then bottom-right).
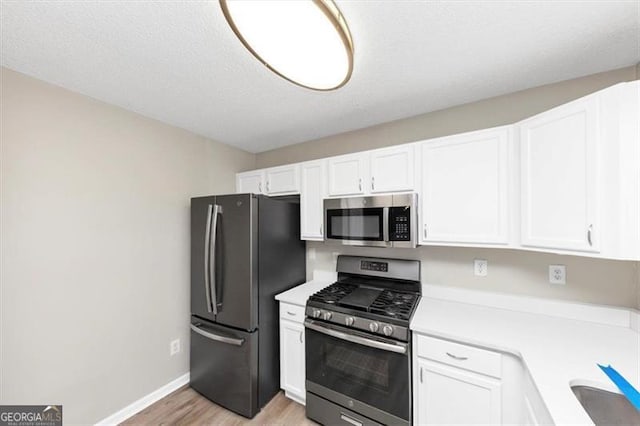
<box><xmin>279</xmin><ymin>302</ymin><xmax>306</xmax><ymax>404</ymax></box>
<box><xmin>413</xmin><ymin>334</ymin><xmax>503</xmax><ymax>425</ymax></box>
<box><xmin>416</xmin><ymin>358</ymin><xmax>502</xmax><ymax>425</ymax></box>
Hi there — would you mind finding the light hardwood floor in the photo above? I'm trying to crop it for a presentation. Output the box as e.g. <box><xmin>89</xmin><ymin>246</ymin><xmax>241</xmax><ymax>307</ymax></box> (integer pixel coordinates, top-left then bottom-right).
<box><xmin>122</xmin><ymin>386</ymin><xmax>317</xmax><ymax>425</ymax></box>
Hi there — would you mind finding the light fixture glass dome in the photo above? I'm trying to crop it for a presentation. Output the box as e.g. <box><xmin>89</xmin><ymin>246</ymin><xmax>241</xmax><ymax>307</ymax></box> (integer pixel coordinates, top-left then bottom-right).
<box><xmin>220</xmin><ymin>0</ymin><xmax>354</xmax><ymax>91</ymax></box>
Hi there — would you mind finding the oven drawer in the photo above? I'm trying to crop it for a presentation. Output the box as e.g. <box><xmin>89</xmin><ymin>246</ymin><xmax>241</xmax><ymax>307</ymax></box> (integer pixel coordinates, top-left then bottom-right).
<box><xmin>279</xmin><ymin>302</ymin><xmax>305</xmax><ymax>322</ymax></box>
<box><xmin>306</xmin><ymin>392</ymin><xmax>384</xmax><ymax>426</ymax></box>
<box><xmin>416</xmin><ymin>334</ymin><xmax>501</xmax><ymax>378</ymax></box>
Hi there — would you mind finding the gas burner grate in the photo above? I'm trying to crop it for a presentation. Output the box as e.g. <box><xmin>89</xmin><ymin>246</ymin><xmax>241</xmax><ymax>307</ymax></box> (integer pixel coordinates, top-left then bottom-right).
<box><xmin>308</xmin><ymin>282</ymin><xmax>357</xmax><ymax>304</ymax></box>
<box><xmin>369</xmin><ymin>290</ymin><xmax>418</xmax><ymax>320</ymax></box>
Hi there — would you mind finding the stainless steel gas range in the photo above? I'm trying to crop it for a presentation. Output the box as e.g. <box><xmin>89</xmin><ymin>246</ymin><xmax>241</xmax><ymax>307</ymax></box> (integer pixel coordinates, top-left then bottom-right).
<box><xmin>304</xmin><ymin>255</ymin><xmax>421</xmax><ymax>426</ymax></box>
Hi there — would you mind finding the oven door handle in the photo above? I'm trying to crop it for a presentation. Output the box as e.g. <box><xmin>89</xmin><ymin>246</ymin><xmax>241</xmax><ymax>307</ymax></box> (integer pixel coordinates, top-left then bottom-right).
<box><xmin>304</xmin><ymin>319</ymin><xmax>407</xmax><ymax>354</ymax></box>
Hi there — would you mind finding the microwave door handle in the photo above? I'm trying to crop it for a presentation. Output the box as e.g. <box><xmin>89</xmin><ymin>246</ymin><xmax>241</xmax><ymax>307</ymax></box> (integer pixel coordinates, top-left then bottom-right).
<box><xmin>382</xmin><ymin>207</ymin><xmax>390</xmax><ymax>242</ymax></box>
<box><xmin>204</xmin><ymin>204</ymin><xmax>213</xmax><ymax>313</ymax></box>
<box><xmin>210</xmin><ymin>204</ymin><xmax>222</xmax><ymax>315</ymax></box>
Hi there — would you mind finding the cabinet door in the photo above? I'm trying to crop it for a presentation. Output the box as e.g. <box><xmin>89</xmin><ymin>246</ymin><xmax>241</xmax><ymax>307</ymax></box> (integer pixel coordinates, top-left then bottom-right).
<box><xmin>300</xmin><ymin>160</ymin><xmax>325</xmax><ymax>240</ymax></box>
<box><xmin>279</xmin><ymin>319</ymin><xmax>305</xmax><ymax>402</ymax></box>
<box><xmin>415</xmin><ymin>358</ymin><xmax>502</xmax><ymax>425</ymax></box>
<box><xmin>327</xmin><ymin>153</ymin><xmax>368</xmax><ymax>196</ymax></box>
<box><xmin>519</xmin><ymin>96</ymin><xmax>600</xmax><ymax>252</ymax></box>
<box><xmin>265</xmin><ymin>164</ymin><xmax>300</xmax><ymax>195</ymax></box>
<box><xmin>370</xmin><ymin>145</ymin><xmax>415</xmax><ymax>193</ymax></box>
<box><xmin>420</xmin><ymin>128</ymin><xmax>511</xmax><ymax>245</ymax></box>
<box><xmin>236</xmin><ymin>170</ymin><xmax>265</xmax><ymax>194</ymax></box>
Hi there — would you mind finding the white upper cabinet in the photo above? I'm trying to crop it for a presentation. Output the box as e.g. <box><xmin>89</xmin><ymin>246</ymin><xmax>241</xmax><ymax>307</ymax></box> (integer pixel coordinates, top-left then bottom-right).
<box><xmin>327</xmin><ymin>147</ymin><xmax>416</xmax><ymax>197</ymax></box>
<box><xmin>420</xmin><ymin>127</ymin><xmax>512</xmax><ymax>245</ymax></box>
<box><xmin>327</xmin><ymin>153</ymin><xmax>368</xmax><ymax>197</ymax></box>
<box><xmin>369</xmin><ymin>145</ymin><xmax>416</xmax><ymax>193</ymax></box>
<box><xmin>265</xmin><ymin>164</ymin><xmax>300</xmax><ymax>195</ymax></box>
<box><xmin>236</xmin><ymin>165</ymin><xmax>300</xmax><ymax>195</ymax></box>
<box><xmin>236</xmin><ymin>169</ymin><xmax>265</xmax><ymax>194</ymax></box>
<box><xmin>300</xmin><ymin>160</ymin><xmax>326</xmax><ymax>240</ymax></box>
<box><xmin>519</xmin><ymin>96</ymin><xmax>600</xmax><ymax>253</ymax></box>
<box><xmin>235</xmin><ymin>82</ymin><xmax>639</xmax><ymax>259</ymax></box>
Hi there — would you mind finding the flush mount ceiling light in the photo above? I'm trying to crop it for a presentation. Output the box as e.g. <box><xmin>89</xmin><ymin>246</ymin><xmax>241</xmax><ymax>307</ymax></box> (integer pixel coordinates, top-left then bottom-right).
<box><xmin>219</xmin><ymin>0</ymin><xmax>353</xmax><ymax>91</ymax></box>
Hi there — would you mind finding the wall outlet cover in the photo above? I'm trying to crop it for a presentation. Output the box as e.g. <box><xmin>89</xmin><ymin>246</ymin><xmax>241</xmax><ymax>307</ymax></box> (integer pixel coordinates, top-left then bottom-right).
<box><xmin>474</xmin><ymin>259</ymin><xmax>488</xmax><ymax>277</ymax></box>
<box><xmin>549</xmin><ymin>265</ymin><xmax>566</xmax><ymax>285</ymax></box>
<box><xmin>170</xmin><ymin>339</ymin><xmax>180</xmax><ymax>356</ymax></box>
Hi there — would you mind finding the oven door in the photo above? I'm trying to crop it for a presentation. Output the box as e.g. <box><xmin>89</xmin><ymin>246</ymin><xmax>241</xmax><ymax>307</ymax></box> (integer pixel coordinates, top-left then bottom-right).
<box><xmin>304</xmin><ymin>319</ymin><xmax>411</xmax><ymax>424</ymax></box>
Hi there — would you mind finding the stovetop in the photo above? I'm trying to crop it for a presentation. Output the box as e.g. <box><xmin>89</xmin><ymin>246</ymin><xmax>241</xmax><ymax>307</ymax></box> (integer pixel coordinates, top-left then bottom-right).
<box><xmin>307</xmin><ymin>281</ymin><xmax>420</xmax><ymax>322</ymax></box>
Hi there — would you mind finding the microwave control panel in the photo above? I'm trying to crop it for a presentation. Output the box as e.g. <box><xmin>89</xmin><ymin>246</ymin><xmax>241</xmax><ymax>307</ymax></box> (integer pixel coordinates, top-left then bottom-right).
<box><xmin>389</xmin><ymin>206</ymin><xmax>411</xmax><ymax>241</ymax></box>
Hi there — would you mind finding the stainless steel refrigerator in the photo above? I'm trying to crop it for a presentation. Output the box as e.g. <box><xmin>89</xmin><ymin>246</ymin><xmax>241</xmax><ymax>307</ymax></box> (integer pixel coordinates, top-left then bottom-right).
<box><xmin>190</xmin><ymin>193</ymin><xmax>306</xmax><ymax>418</ymax></box>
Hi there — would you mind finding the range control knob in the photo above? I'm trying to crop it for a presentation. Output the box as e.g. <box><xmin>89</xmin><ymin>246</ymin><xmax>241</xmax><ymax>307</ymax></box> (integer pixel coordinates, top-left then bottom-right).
<box><xmin>312</xmin><ymin>309</ymin><xmax>322</xmax><ymax>318</ymax></box>
<box><xmin>369</xmin><ymin>322</ymin><xmax>379</xmax><ymax>333</ymax></box>
<box><xmin>345</xmin><ymin>316</ymin><xmax>355</xmax><ymax>326</ymax></box>
<box><xmin>322</xmin><ymin>311</ymin><xmax>333</xmax><ymax>321</ymax></box>
<box><xmin>382</xmin><ymin>325</ymin><xmax>394</xmax><ymax>336</ymax></box>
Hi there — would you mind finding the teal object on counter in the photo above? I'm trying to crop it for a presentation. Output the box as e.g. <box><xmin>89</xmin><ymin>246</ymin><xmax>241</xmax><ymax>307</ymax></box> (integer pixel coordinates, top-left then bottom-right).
<box><xmin>598</xmin><ymin>364</ymin><xmax>640</xmax><ymax>410</ymax></box>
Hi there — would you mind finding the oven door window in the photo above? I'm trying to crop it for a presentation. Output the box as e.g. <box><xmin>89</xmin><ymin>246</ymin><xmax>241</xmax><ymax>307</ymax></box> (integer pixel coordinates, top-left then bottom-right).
<box><xmin>326</xmin><ymin>208</ymin><xmax>384</xmax><ymax>241</ymax></box>
<box><xmin>306</xmin><ymin>326</ymin><xmax>410</xmax><ymax>421</ymax></box>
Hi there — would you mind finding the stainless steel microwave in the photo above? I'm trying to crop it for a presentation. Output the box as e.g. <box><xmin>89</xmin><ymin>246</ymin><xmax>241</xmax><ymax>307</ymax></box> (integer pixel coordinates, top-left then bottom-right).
<box><xmin>324</xmin><ymin>194</ymin><xmax>418</xmax><ymax>248</ymax></box>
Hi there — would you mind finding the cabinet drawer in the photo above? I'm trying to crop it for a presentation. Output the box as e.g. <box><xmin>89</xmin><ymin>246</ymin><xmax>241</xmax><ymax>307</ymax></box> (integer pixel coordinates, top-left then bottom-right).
<box><xmin>416</xmin><ymin>334</ymin><xmax>501</xmax><ymax>378</ymax></box>
<box><xmin>279</xmin><ymin>303</ymin><xmax>306</xmax><ymax>323</ymax></box>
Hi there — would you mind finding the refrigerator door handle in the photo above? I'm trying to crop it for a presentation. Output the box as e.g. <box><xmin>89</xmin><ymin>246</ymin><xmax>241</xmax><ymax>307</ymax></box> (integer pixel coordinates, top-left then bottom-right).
<box><xmin>210</xmin><ymin>204</ymin><xmax>222</xmax><ymax>315</ymax></box>
<box><xmin>204</xmin><ymin>204</ymin><xmax>214</xmax><ymax>313</ymax></box>
<box><xmin>190</xmin><ymin>323</ymin><xmax>244</xmax><ymax>346</ymax></box>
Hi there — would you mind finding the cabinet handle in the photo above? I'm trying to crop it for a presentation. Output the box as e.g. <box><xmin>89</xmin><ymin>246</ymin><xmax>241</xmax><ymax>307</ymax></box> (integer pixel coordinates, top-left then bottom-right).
<box><xmin>358</xmin><ymin>177</ymin><xmax>362</xmax><ymax>192</ymax></box>
<box><xmin>320</xmin><ymin>223</ymin><xmax>323</xmax><ymax>235</ymax></box>
<box><xmin>299</xmin><ymin>330</ymin><xmax>303</xmax><ymax>344</ymax></box>
<box><xmin>446</xmin><ymin>352</ymin><xmax>469</xmax><ymax>361</ymax></box>
<box><xmin>258</xmin><ymin>182</ymin><xmax>262</xmax><ymax>193</ymax></box>
<box><xmin>420</xmin><ymin>367</ymin><xmax>423</xmax><ymax>383</ymax></box>
<box><xmin>423</xmin><ymin>224</ymin><xmax>427</xmax><ymax>239</ymax></box>
<box><xmin>266</xmin><ymin>180</ymin><xmax>270</xmax><ymax>192</ymax></box>
<box><xmin>287</xmin><ymin>311</ymin><xmax>296</xmax><ymax>316</ymax></box>
<box><xmin>371</xmin><ymin>176</ymin><xmax>375</xmax><ymax>191</ymax></box>
<box><xmin>587</xmin><ymin>224</ymin><xmax>593</xmax><ymax>247</ymax></box>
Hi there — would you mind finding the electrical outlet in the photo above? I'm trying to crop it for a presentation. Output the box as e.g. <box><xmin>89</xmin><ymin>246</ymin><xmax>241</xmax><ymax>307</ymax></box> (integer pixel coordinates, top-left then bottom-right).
<box><xmin>308</xmin><ymin>247</ymin><xmax>316</xmax><ymax>260</ymax></box>
<box><xmin>474</xmin><ymin>259</ymin><xmax>488</xmax><ymax>277</ymax></box>
<box><xmin>170</xmin><ymin>339</ymin><xmax>180</xmax><ymax>356</ymax></box>
<box><xmin>549</xmin><ymin>265</ymin><xmax>566</xmax><ymax>285</ymax></box>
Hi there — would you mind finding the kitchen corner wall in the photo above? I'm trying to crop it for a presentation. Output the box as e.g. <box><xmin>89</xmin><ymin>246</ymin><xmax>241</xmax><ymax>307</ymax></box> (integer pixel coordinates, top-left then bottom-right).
<box><xmin>0</xmin><ymin>68</ymin><xmax>255</xmax><ymax>423</ymax></box>
<box><xmin>256</xmin><ymin>65</ymin><xmax>640</xmax><ymax>310</ymax></box>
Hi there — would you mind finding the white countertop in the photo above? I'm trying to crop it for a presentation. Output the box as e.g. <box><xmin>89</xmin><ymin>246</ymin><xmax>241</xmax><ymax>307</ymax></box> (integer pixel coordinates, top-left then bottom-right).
<box><xmin>411</xmin><ymin>285</ymin><xmax>640</xmax><ymax>425</ymax></box>
<box><xmin>275</xmin><ymin>270</ymin><xmax>336</xmax><ymax>306</ymax></box>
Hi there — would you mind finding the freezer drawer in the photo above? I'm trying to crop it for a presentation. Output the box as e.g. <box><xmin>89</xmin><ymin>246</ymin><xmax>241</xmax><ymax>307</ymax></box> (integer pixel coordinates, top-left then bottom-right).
<box><xmin>189</xmin><ymin>317</ymin><xmax>259</xmax><ymax>418</ymax></box>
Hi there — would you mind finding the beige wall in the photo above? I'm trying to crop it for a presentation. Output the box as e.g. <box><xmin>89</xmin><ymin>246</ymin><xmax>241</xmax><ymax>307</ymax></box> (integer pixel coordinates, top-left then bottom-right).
<box><xmin>256</xmin><ymin>65</ymin><xmax>638</xmax><ymax>168</ymax></box>
<box><xmin>0</xmin><ymin>68</ymin><xmax>255</xmax><ymax>423</ymax></box>
<box><xmin>257</xmin><ymin>65</ymin><xmax>640</xmax><ymax>310</ymax></box>
<box><xmin>307</xmin><ymin>243</ymin><xmax>639</xmax><ymax>309</ymax></box>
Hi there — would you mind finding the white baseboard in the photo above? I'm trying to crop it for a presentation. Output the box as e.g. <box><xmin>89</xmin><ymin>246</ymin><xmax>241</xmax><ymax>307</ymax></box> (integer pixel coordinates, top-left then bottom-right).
<box><xmin>95</xmin><ymin>372</ymin><xmax>189</xmax><ymax>425</ymax></box>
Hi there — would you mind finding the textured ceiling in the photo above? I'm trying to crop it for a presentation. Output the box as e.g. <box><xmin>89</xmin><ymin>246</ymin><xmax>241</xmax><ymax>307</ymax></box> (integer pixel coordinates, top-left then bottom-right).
<box><xmin>2</xmin><ymin>1</ymin><xmax>639</xmax><ymax>153</ymax></box>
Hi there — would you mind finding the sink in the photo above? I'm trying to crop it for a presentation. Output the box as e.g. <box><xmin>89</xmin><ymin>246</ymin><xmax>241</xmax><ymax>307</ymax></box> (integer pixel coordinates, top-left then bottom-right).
<box><xmin>571</xmin><ymin>385</ymin><xmax>640</xmax><ymax>426</ymax></box>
